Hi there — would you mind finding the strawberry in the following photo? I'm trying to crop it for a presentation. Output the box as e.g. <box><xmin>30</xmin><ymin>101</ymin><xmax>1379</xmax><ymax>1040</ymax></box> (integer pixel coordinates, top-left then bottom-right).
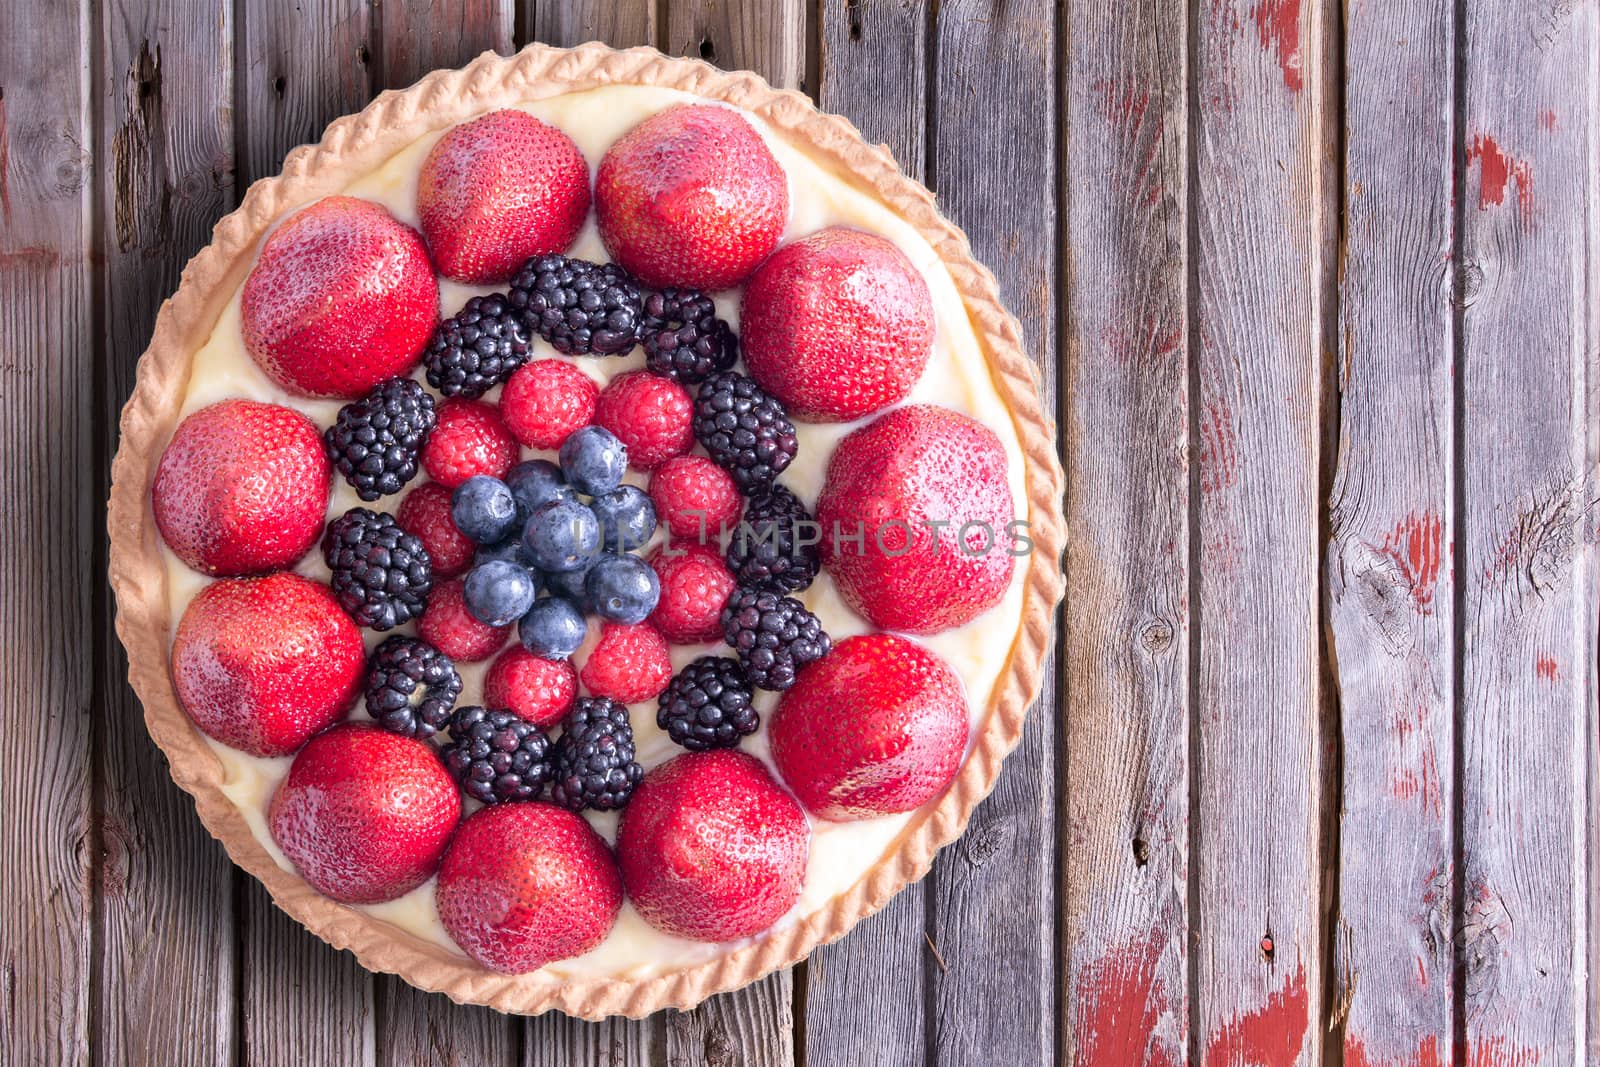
<box><xmin>769</xmin><ymin>634</ymin><xmax>968</xmax><ymax>820</ymax></box>
<box><xmin>418</xmin><ymin>577</ymin><xmax>511</xmax><ymax>662</ymax></box>
<box><xmin>241</xmin><ymin>196</ymin><xmax>438</xmax><ymax>398</ymax></box>
<box><xmin>436</xmin><ymin>802</ymin><xmax>621</xmax><ymax>974</ymax></box>
<box><xmin>483</xmin><ymin>645</ymin><xmax>578</xmax><ymax>729</ymax></box>
<box><xmin>171</xmin><ymin>573</ymin><xmax>364</xmax><ymax>757</ymax></box>
<box><xmin>595</xmin><ymin>105</ymin><xmax>787</xmax><ymax>290</ymax></box>
<box><xmin>499</xmin><ymin>358</ymin><xmax>598</xmax><ymax>450</ymax></box>
<box><xmin>740</xmin><ymin>227</ymin><xmax>935</xmax><ymax>422</ymax></box>
<box><xmin>153</xmin><ymin>399</ymin><xmax>331</xmax><ymax>577</ymax></box>
<box><xmin>396</xmin><ymin>481</ymin><xmax>475</xmax><ymax>579</ymax></box>
<box><xmin>648</xmin><ymin>544</ymin><xmax>736</xmax><ymax>644</ymax></box>
<box><xmin>616</xmin><ymin>750</ymin><xmax>808</xmax><ymax>941</ymax></box>
<box><xmin>817</xmin><ymin>404</ymin><xmax>1015</xmax><ymax>634</ymax></box>
<box><xmin>421</xmin><ymin>398</ymin><xmax>519</xmax><ymax>489</ymax></box>
<box><xmin>593</xmin><ymin>370</ymin><xmax>693</xmax><ymax>472</ymax></box>
<box><xmin>648</xmin><ymin>454</ymin><xmax>742</xmax><ymax>544</ymax></box>
<box><xmin>418</xmin><ymin>109</ymin><xmax>591</xmax><ymax>284</ymax></box>
<box><xmin>578</xmin><ymin>621</ymin><xmax>672</xmax><ymax>703</ymax></box>
<box><xmin>268</xmin><ymin>723</ymin><xmax>460</xmax><ymax>904</ymax></box>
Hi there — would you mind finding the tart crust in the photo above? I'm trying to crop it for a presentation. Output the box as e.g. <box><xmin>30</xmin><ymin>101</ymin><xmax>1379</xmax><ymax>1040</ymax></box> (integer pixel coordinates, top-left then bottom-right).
<box><xmin>106</xmin><ymin>42</ymin><xmax>1066</xmax><ymax>1019</ymax></box>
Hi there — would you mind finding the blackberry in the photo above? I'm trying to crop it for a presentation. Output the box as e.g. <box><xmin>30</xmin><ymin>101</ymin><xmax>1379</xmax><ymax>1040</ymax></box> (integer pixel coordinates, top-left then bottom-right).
<box><xmin>726</xmin><ymin>484</ymin><xmax>820</xmax><ymax>594</ymax></box>
<box><xmin>509</xmin><ymin>255</ymin><xmax>641</xmax><ymax>356</ymax></box>
<box><xmin>656</xmin><ymin>656</ymin><xmax>758</xmax><ymax>752</ymax></box>
<box><xmin>639</xmin><ymin>288</ymin><xmax>737</xmax><ymax>384</ymax></box>
<box><xmin>423</xmin><ymin>293</ymin><xmax>532</xmax><ymax>398</ymax></box>
<box><xmin>720</xmin><ymin>587</ymin><xmax>832</xmax><ymax>691</ymax></box>
<box><xmin>364</xmin><ymin>636</ymin><xmax>461</xmax><ymax>739</ymax></box>
<box><xmin>549</xmin><ymin>698</ymin><xmax>643</xmax><ymax>812</ymax></box>
<box><xmin>692</xmin><ymin>372</ymin><xmax>798</xmax><ymax>494</ymax></box>
<box><xmin>324</xmin><ymin>377</ymin><xmax>436</xmax><ymax>501</ymax></box>
<box><xmin>442</xmin><ymin>705</ymin><xmax>554</xmax><ymax>805</ymax></box>
<box><xmin>322</xmin><ymin>507</ymin><xmax>433</xmax><ymax>631</ymax></box>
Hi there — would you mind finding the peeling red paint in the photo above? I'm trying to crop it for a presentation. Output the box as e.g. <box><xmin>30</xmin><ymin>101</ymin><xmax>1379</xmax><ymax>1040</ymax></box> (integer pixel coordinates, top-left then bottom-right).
<box><xmin>1251</xmin><ymin>0</ymin><xmax>1304</xmax><ymax>91</ymax></box>
<box><xmin>1347</xmin><ymin>1037</ymin><xmax>1540</xmax><ymax>1067</ymax></box>
<box><xmin>1346</xmin><ymin>1035</ymin><xmax>1445</xmax><ymax>1067</ymax></box>
<box><xmin>1093</xmin><ymin>78</ymin><xmax>1152</xmax><ymax>130</ymax></box>
<box><xmin>1535</xmin><ymin>653</ymin><xmax>1560</xmax><ymax>681</ymax></box>
<box><xmin>1466</xmin><ymin>1038</ymin><xmax>1541</xmax><ymax>1067</ymax></box>
<box><xmin>1467</xmin><ymin>135</ymin><xmax>1533</xmax><ymax>211</ymax></box>
<box><xmin>1538</xmin><ymin>109</ymin><xmax>1557</xmax><ymax>131</ymax></box>
<box><xmin>1202</xmin><ymin>964</ymin><xmax>1308</xmax><ymax>1067</ymax></box>
<box><xmin>1199</xmin><ymin>397</ymin><xmax>1238</xmax><ymax>493</ymax></box>
<box><xmin>1380</xmin><ymin>511</ymin><xmax>1443</xmax><ymax>612</ymax></box>
<box><xmin>1074</xmin><ymin>933</ymin><xmax>1180</xmax><ymax>1067</ymax></box>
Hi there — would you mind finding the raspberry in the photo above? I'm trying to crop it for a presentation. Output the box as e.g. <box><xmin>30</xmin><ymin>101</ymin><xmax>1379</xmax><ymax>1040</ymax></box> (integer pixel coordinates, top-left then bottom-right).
<box><xmin>421</xmin><ymin>398</ymin><xmax>519</xmax><ymax>489</ymax></box>
<box><xmin>594</xmin><ymin>370</ymin><xmax>693</xmax><ymax>472</ymax></box>
<box><xmin>648</xmin><ymin>545</ymin><xmax>737</xmax><ymax>644</ymax></box>
<box><xmin>417</xmin><ymin>577</ymin><xmax>511</xmax><ymax>663</ymax></box>
<box><xmin>648</xmin><ymin>455</ymin><xmax>743</xmax><ymax>545</ymax></box>
<box><xmin>396</xmin><ymin>481</ymin><xmax>475</xmax><ymax>579</ymax></box>
<box><xmin>483</xmin><ymin>646</ymin><xmax>578</xmax><ymax>729</ymax></box>
<box><xmin>578</xmin><ymin>621</ymin><xmax>672</xmax><ymax>704</ymax></box>
<box><xmin>499</xmin><ymin>358</ymin><xmax>599</xmax><ymax>450</ymax></box>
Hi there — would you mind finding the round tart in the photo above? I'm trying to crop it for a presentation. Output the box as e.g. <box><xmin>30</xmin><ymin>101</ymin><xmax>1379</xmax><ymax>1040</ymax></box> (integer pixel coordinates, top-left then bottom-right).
<box><xmin>107</xmin><ymin>43</ymin><xmax>1065</xmax><ymax>1019</ymax></box>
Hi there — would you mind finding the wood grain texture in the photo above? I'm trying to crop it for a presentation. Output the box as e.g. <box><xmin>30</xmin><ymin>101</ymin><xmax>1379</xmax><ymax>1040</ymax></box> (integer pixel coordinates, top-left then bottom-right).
<box><xmin>1325</xmin><ymin>0</ymin><xmax>1457</xmax><ymax>1062</ymax></box>
<box><xmin>1059</xmin><ymin>0</ymin><xmax>1190</xmax><ymax>1061</ymax></box>
<box><xmin>526</xmin><ymin>0</ymin><xmax>657</xmax><ymax>51</ymax></box>
<box><xmin>666</xmin><ymin>0</ymin><xmax>806</xmax><ymax>92</ymax></box>
<box><xmin>1458</xmin><ymin>2</ymin><xmax>1599</xmax><ymax>1061</ymax></box>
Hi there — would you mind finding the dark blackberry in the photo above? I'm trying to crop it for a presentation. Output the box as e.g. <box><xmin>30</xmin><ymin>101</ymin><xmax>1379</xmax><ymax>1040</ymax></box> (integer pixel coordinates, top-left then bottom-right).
<box><xmin>324</xmin><ymin>377</ymin><xmax>436</xmax><ymax>501</ymax></box>
<box><xmin>549</xmin><ymin>698</ymin><xmax>643</xmax><ymax>812</ymax></box>
<box><xmin>422</xmin><ymin>293</ymin><xmax>532</xmax><ymax>398</ymax></box>
<box><xmin>442</xmin><ymin>705</ymin><xmax>553</xmax><ymax>805</ymax></box>
<box><xmin>639</xmin><ymin>288</ymin><xmax>737</xmax><ymax>384</ymax></box>
<box><xmin>322</xmin><ymin>507</ymin><xmax>433</xmax><ymax>631</ymax></box>
<box><xmin>364</xmin><ymin>636</ymin><xmax>461</xmax><ymax>739</ymax></box>
<box><xmin>509</xmin><ymin>255</ymin><xmax>641</xmax><ymax>356</ymax></box>
<box><xmin>726</xmin><ymin>484</ymin><xmax>820</xmax><ymax>594</ymax></box>
<box><xmin>656</xmin><ymin>656</ymin><xmax>758</xmax><ymax>752</ymax></box>
<box><xmin>692</xmin><ymin>372</ymin><xmax>798</xmax><ymax>494</ymax></box>
<box><xmin>720</xmin><ymin>587</ymin><xmax>832</xmax><ymax>691</ymax></box>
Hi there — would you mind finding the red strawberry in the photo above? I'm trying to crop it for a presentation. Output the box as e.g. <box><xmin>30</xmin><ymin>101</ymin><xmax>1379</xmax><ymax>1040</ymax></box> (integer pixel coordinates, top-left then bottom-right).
<box><xmin>421</xmin><ymin>398</ymin><xmax>519</xmax><ymax>489</ymax></box>
<box><xmin>595</xmin><ymin>105</ymin><xmax>787</xmax><ymax>290</ymax></box>
<box><xmin>817</xmin><ymin>404</ymin><xmax>1015</xmax><ymax>634</ymax></box>
<box><xmin>648</xmin><ymin>544</ymin><xmax>736</xmax><ymax>644</ymax></box>
<box><xmin>241</xmin><ymin>196</ymin><xmax>437</xmax><ymax>398</ymax></box>
<box><xmin>593</xmin><ymin>370</ymin><xmax>693</xmax><ymax>472</ymax></box>
<box><xmin>418</xmin><ymin>578</ymin><xmax>511</xmax><ymax>662</ymax></box>
<box><xmin>418</xmin><ymin>110</ymin><xmax>591</xmax><ymax>285</ymax></box>
<box><xmin>396</xmin><ymin>481</ymin><xmax>475</xmax><ymax>579</ymax></box>
<box><xmin>740</xmin><ymin>228</ymin><xmax>935</xmax><ymax>422</ymax></box>
<box><xmin>483</xmin><ymin>645</ymin><xmax>578</xmax><ymax>729</ymax></box>
<box><xmin>436</xmin><ymin>802</ymin><xmax>621</xmax><ymax>973</ymax></box>
<box><xmin>171</xmin><ymin>573</ymin><xmax>364</xmax><ymax>757</ymax></box>
<box><xmin>648</xmin><ymin>454</ymin><xmax>742</xmax><ymax>544</ymax></box>
<box><xmin>617</xmin><ymin>750</ymin><xmax>808</xmax><ymax>941</ymax></box>
<box><xmin>579</xmin><ymin>621</ymin><xmax>672</xmax><ymax>703</ymax></box>
<box><xmin>769</xmin><ymin>634</ymin><xmax>968</xmax><ymax>820</ymax></box>
<box><xmin>500</xmin><ymin>359</ymin><xmax>598</xmax><ymax>450</ymax></box>
<box><xmin>268</xmin><ymin>723</ymin><xmax>460</xmax><ymax>904</ymax></box>
<box><xmin>153</xmin><ymin>399</ymin><xmax>331</xmax><ymax>577</ymax></box>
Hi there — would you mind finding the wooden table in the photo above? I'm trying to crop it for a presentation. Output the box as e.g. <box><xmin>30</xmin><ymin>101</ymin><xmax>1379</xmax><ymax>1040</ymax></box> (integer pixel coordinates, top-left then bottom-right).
<box><xmin>5</xmin><ymin>1</ymin><xmax>1596</xmax><ymax>1063</ymax></box>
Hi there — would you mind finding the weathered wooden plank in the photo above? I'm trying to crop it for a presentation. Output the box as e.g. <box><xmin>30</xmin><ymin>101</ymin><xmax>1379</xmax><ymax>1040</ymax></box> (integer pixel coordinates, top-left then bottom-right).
<box><xmin>94</xmin><ymin>1</ymin><xmax>239</xmax><ymax>1062</ymax></box>
<box><xmin>527</xmin><ymin>0</ymin><xmax>656</xmax><ymax>51</ymax></box>
<box><xmin>664</xmin><ymin>983</ymin><xmax>795</xmax><ymax>1067</ymax></box>
<box><xmin>1324</xmin><ymin>1</ymin><xmax>1457</xmax><ymax>1062</ymax></box>
<box><xmin>666</xmin><ymin>0</ymin><xmax>806</xmax><ymax>92</ymax></box>
<box><xmin>381</xmin><ymin>0</ymin><xmax>514</xmax><ymax>87</ymax></box>
<box><xmin>1191</xmin><ymin>0</ymin><xmax>1333</xmax><ymax>1062</ymax></box>
<box><xmin>1059</xmin><ymin>0</ymin><xmax>1190</xmax><ymax>1060</ymax></box>
<box><xmin>1458</xmin><ymin>2</ymin><xmax>1600</xmax><ymax>1062</ymax></box>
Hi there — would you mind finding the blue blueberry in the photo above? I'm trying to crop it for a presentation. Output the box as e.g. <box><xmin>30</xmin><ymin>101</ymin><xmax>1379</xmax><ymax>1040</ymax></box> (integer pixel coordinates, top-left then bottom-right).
<box><xmin>451</xmin><ymin>475</ymin><xmax>519</xmax><ymax>545</ymax></box>
<box><xmin>506</xmin><ymin>459</ymin><xmax>575</xmax><ymax>515</ymax></box>
<box><xmin>585</xmin><ymin>553</ymin><xmax>661</xmax><ymax>624</ymax></box>
<box><xmin>589</xmin><ymin>485</ymin><xmax>657</xmax><ymax>552</ymax></box>
<box><xmin>559</xmin><ymin>426</ymin><xmax>628</xmax><ymax>496</ymax></box>
<box><xmin>543</xmin><ymin>562</ymin><xmax>593</xmax><ymax>609</ymax></box>
<box><xmin>522</xmin><ymin>498</ymin><xmax>601</xmax><ymax>573</ymax></box>
<box><xmin>519</xmin><ymin>597</ymin><xmax>589</xmax><ymax>660</ymax></box>
<box><xmin>475</xmin><ymin>536</ymin><xmax>532</xmax><ymax>568</ymax></box>
<box><xmin>463</xmin><ymin>560</ymin><xmax>539</xmax><ymax>627</ymax></box>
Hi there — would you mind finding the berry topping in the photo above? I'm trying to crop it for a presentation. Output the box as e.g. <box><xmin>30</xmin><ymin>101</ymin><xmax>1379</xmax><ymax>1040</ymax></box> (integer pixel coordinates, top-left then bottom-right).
<box><xmin>648</xmin><ymin>544</ymin><xmax>736</xmax><ymax>645</ymax></box>
<box><xmin>483</xmin><ymin>645</ymin><xmax>578</xmax><ymax>729</ymax></box>
<box><xmin>397</xmin><ymin>481</ymin><xmax>476</xmax><ymax>579</ymax></box>
<box><xmin>442</xmin><ymin>705</ymin><xmax>554</xmax><ymax>805</ymax></box>
<box><xmin>589</xmin><ymin>484</ymin><xmax>657</xmax><ymax>552</ymax></box>
<box><xmin>656</xmin><ymin>656</ymin><xmax>757</xmax><ymax>752</ymax></box>
<box><xmin>639</xmin><ymin>288</ymin><xmax>737</xmax><ymax>384</ymax></box>
<box><xmin>364</xmin><ymin>636</ymin><xmax>461</xmax><ymax>740</ymax></box>
<box><xmin>324</xmin><ymin>377</ymin><xmax>436</xmax><ymax>502</ymax></box>
<box><xmin>506</xmin><ymin>458</ymin><xmax>578</xmax><ymax>513</ymax></box>
<box><xmin>522</xmin><ymin>498</ymin><xmax>601</xmax><ymax>573</ymax></box>
<box><xmin>691</xmin><ymin>372</ymin><xmax>797</xmax><ymax>494</ymax></box>
<box><xmin>451</xmin><ymin>474</ymin><xmax>520</xmax><ymax>545</ymax></box>
<box><xmin>463</xmin><ymin>559</ymin><xmax>540</xmax><ymax>627</ymax></box>
<box><xmin>509</xmin><ymin>254</ymin><xmax>641</xmax><ymax>356</ymax></box>
<box><xmin>417</xmin><ymin>577</ymin><xmax>511</xmax><ymax>663</ymax></box>
<box><xmin>549</xmin><ymin>697</ymin><xmax>644</xmax><ymax>812</ymax></box>
<box><xmin>543</xmin><ymin>565</ymin><xmax>593</xmax><ymax>608</ymax></box>
<box><xmin>500</xmin><ymin>359</ymin><xmax>599</xmax><ymax>450</ymax></box>
<box><xmin>557</xmin><ymin>424</ymin><xmax>628</xmax><ymax>496</ymax></box>
<box><xmin>579</xmin><ymin>621</ymin><xmax>673</xmax><ymax>704</ymax></box>
<box><xmin>422</xmin><ymin>294</ymin><xmax>532</xmax><ymax>399</ymax></box>
<box><xmin>648</xmin><ymin>455</ymin><xmax>743</xmax><ymax>543</ymax></box>
<box><xmin>421</xmin><ymin>398</ymin><xmax>519</xmax><ymax>489</ymax></box>
<box><xmin>725</xmin><ymin>483</ymin><xmax>820</xmax><ymax>594</ymax></box>
<box><xmin>720</xmin><ymin>587</ymin><xmax>831</xmax><ymax>691</ymax></box>
<box><xmin>594</xmin><ymin>370</ymin><xmax>694</xmax><ymax>472</ymax></box>
<box><xmin>584</xmin><ymin>554</ymin><xmax>661</xmax><ymax>625</ymax></box>
<box><xmin>519</xmin><ymin>597</ymin><xmax>589</xmax><ymax>660</ymax></box>
<box><xmin>322</xmin><ymin>508</ymin><xmax>434</xmax><ymax>631</ymax></box>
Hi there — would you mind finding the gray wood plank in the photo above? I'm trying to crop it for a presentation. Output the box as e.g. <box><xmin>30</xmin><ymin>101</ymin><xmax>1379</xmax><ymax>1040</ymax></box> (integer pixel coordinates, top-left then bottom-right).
<box><xmin>94</xmin><ymin>0</ymin><xmax>240</xmax><ymax>1062</ymax></box>
<box><xmin>1458</xmin><ymin>2</ymin><xmax>1599</xmax><ymax>1062</ymax></box>
<box><xmin>1059</xmin><ymin>0</ymin><xmax>1190</xmax><ymax>1061</ymax></box>
<box><xmin>665</xmin><ymin>0</ymin><xmax>806</xmax><ymax>91</ymax></box>
<box><xmin>663</xmin><ymin>983</ymin><xmax>795</xmax><ymax>1067</ymax></box>
<box><xmin>380</xmin><ymin>0</ymin><xmax>514</xmax><ymax>88</ymax></box>
<box><xmin>527</xmin><ymin>0</ymin><xmax>657</xmax><ymax>51</ymax></box>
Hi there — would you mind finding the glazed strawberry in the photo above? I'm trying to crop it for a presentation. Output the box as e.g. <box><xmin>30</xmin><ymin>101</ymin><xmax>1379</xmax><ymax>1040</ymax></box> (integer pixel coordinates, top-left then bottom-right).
<box><xmin>421</xmin><ymin>398</ymin><xmax>519</xmax><ymax>489</ymax></box>
<box><xmin>595</xmin><ymin>105</ymin><xmax>787</xmax><ymax>290</ymax></box>
<box><xmin>418</xmin><ymin>578</ymin><xmax>511</xmax><ymax>662</ymax></box>
<box><xmin>268</xmin><ymin>723</ymin><xmax>460</xmax><ymax>904</ymax></box>
<box><xmin>396</xmin><ymin>481</ymin><xmax>475</xmax><ymax>579</ymax></box>
<box><xmin>241</xmin><ymin>196</ymin><xmax>437</xmax><ymax>398</ymax></box>
<box><xmin>153</xmin><ymin>399</ymin><xmax>331</xmax><ymax>576</ymax></box>
<box><xmin>593</xmin><ymin>370</ymin><xmax>693</xmax><ymax>472</ymax></box>
<box><xmin>484</xmin><ymin>645</ymin><xmax>578</xmax><ymax>729</ymax></box>
<box><xmin>436</xmin><ymin>802</ymin><xmax>622</xmax><ymax>974</ymax></box>
<box><xmin>740</xmin><ymin>228</ymin><xmax>935</xmax><ymax>422</ymax></box>
<box><xmin>579</xmin><ymin>621</ymin><xmax>672</xmax><ymax>703</ymax></box>
<box><xmin>171</xmin><ymin>573</ymin><xmax>364</xmax><ymax>757</ymax></box>
<box><xmin>817</xmin><ymin>404</ymin><xmax>1015</xmax><ymax>633</ymax></box>
<box><xmin>649</xmin><ymin>454</ymin><xmax>742</xmax><ymax>543</ymax></box>
<box><xmin>617</xmin><ymin>750</ymin><xmax>808</xmax><ymax>941</ymax></box>
<box><xmin>500</xmin><ymin>359</ymin><xmax>598</xmax><ymax>450</ymax></box>
<box><xmin>769</xmin><ymin>634</ymin><xmax>968</xmax><ymax>820</ymax></box>
<box><xmin>648</xmin><ymin>544</ymin><xmax>736</xmax><ymax>644</ymax></box>
<box><xmin>418</xmin><ymin>109</ymin><xmax>590</xmax><ymax>284</ymax></box>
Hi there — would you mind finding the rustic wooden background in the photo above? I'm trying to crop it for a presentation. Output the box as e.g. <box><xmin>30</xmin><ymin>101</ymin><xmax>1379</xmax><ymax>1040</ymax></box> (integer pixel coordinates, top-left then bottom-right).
<box><xmin>3</xmin><ymin>0</ymin><xmax>1597</xmax><ymax>1063</ymax></box>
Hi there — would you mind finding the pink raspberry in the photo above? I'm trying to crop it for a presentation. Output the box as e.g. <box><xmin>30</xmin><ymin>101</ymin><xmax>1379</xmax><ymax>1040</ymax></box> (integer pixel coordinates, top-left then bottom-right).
<box><xmin>649</xmin><ymin>454</ymin><xmax>743</xmax><ymax>545</ymax></box>
<box><xmin>396</xmin><ymin>481</ymin><xmax>475</xmax><ymax>579</ymax></box>
<box><xmin>483</xmin><ymin>646</ymin><xmax>578</xmax><ymax>729</ymax></box>
<box><xmin>421</xmin><ymin>398</ymin><xmax>519</xmax><ymax>489</ymax></box>
<box><xmin>417</xmin><ymin>578</ymin><xmax>510</xmax><ymax>662</ymax></box>
<box><xmin>500</xmin><ymin>359</ymin><xmax>599</xmax><ymax>450</ymax></box>
<box><xmin>648</xmin><ymin>545</ymin><xmax>737</xmax><ymax>645</ymax></box>
<box><xmin>594</xmin><ymin>371</ymin><xmax>693</xmax><ymax>472</ymax></box>
<box><xmin>579</xmin><ymin>622</ymin><xmax>673</xmax><ymax>704</ymax></box>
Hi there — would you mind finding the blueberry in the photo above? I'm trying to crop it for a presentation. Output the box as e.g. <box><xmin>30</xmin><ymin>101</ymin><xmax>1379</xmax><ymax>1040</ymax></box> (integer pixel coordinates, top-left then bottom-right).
<box><xmin>463</xmin><ymin>560</ymin><xmax>539</xmax><ymax>627</ymax></box>
<box><xmin>475</xmin><ymin>536</ymin><xmax>531</xmax><ymax>568</ymax></box>
<box><xmin>451</xmin><ymin>475</ymin><xmax>519</xmax><ymax>545</ymax></box>
<box><xmin>559</xmin><ymin>426</ymin><xmax>628</xmax><ymax>496</ymax></box>
<box><xmin>585</xmin><ymin>553</ymin><xmax>661</xmax><ymax>624</ymax></box>
<box><xmin>589</xmin><ymin>485</ymin><xmax>657</xmax><ymax>552</ymax></box>
<box><xmin>543</xmin><ymin>562</ymin><xmax>593</xmax><ymax>609</ymax></box>
<box><xmin>506</xmin><ymin>459</ymin><xmax>575</xmax><ymax>514</ymax></box>
<box><xmin>522</xmin><ymin>498</ymin><xmax>601</xmax><ymax>573</ymax></box>
<box><xmin>520</xmin><ymin>597</ymin><xmax>589</xmax><ymax>660</ymax></box>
